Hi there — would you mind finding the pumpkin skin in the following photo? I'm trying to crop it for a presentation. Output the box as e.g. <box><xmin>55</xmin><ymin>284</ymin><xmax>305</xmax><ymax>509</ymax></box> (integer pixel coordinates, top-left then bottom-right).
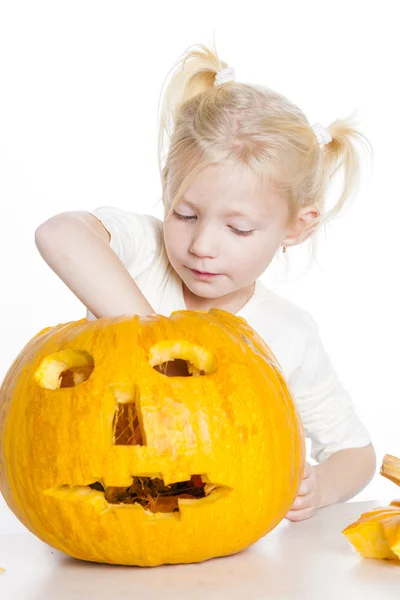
<box><xmin>342</xmin><ymin>454</ymin><xmax>400</xmax><ymax>561</ymax></box>
<box><xmin>0</xmin><ymin>308</ymin><xmax>305</xmax><ymax>566</ymax></box>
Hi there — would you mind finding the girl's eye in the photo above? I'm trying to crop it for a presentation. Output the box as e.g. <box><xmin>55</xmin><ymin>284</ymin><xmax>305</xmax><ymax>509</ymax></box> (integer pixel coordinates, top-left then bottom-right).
<box><xmin>173</xmin><ymin>210</ymin><xmax>255</xmax><ymax>237</ymax></box>
<box><xmin>230</xmin><ymin>227</ymin><xmax>255</xmax><ymax>237</ymax></box>
<box><xmin>173</xmin><ymin>210</ymin><xmax>196</xmax><ymax>221</ymax></box>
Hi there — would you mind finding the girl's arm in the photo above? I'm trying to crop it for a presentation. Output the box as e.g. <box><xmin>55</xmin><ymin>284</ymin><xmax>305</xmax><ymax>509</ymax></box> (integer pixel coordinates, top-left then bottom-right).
<box><xmin>315</xmin><ymin>443</ymin><xmax>376</xmax><ymax>508</ymax></box>
<box><xmin>284</xmin><ymin>311</ymin><xmax>376</xmax><ymax>521</ymax></box>
<box><xmin>285</xmin><ymin>444</ymin><xmax>376</xmax><ymax>522</ymax></box>
<box><xmin>35</xmin><ymin>211</ymin><xmax>155</xmax><ymax>318</ymax></box>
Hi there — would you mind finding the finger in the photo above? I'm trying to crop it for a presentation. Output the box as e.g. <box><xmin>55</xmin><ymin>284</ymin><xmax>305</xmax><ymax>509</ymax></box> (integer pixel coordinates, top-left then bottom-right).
<box><xmin>302</xmin><ymin>462</ymin><xmax>312</xmax><ymax>479</ymax></box>
<box><xmin>291</xmin><ymin>494</ymin><xmax>311</xmax><ymax>510</ymax></box>
<box><xmin>284</xmin><ymin>507</ymin><xmax>316</xmax><ymax>522</ymax></box>
<box><xmin>297</xmin><ymin>480</ymin><xmax>312</xmax><ymax>496</ymax></box>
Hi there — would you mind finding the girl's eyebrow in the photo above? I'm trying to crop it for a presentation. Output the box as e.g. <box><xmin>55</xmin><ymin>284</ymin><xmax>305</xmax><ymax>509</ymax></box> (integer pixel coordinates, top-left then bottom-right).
<box><xmin>181</xmin><ymin>196</ymin><xmax>255</xmax><ymax>219</ymax></box>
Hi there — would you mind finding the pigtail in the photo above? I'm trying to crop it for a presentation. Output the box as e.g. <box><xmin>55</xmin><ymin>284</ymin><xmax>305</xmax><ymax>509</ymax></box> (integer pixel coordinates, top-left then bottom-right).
<box><xmin>315</xmin><ymin>112</ymin><xmax>373</xmax><ymax>227</ymax></box>
<box><xmin>157</xmin><ymin>40</ymin><xmax>227</xmax><ymax>182</ymax></box>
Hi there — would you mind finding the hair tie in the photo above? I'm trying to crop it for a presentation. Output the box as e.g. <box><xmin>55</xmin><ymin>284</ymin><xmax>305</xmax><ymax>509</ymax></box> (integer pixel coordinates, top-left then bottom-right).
<box><xmin>214</xmin><ymin>66</ymin><xmax>236</xmax><ymax>87</ymax></box>
<box><xmin>312</xmin><ymin>122</ymin><xmax>332</xmax><ymax>146</ymax></box>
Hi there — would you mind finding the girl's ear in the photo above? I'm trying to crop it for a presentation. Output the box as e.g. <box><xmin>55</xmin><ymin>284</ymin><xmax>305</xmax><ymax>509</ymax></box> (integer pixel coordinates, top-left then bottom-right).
<box><xmin>282</xmin><ymin>205</ymin><xmax>320</xmax><ymax>247</ymax></box>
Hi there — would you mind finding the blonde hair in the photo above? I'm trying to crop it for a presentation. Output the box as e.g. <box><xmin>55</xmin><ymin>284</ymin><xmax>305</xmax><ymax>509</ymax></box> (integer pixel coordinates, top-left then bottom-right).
<box><xmin>157</xmin><ymin>41</ymin><xmax>372</xmax><ymax>256</ymax></box>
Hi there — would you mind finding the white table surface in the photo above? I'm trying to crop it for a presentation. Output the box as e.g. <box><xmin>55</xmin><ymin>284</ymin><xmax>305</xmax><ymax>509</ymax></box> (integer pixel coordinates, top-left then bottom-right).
<box><xmin>0</xmin><ymin>500</ymin><xmax>399</xmax><ymax>600</ymax></box>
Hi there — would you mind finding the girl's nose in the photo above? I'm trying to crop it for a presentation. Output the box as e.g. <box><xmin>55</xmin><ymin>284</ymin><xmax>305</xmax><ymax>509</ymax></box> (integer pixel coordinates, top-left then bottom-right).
<box><xmin>189</xmin><ymin>224</ymin><xmax>219</xmax><ymax>258</ymax></box>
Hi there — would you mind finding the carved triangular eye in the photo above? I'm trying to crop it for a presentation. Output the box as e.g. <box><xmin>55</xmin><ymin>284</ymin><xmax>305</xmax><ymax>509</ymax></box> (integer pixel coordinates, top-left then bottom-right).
<box><xmin>152</xmin><ymin>358</ymin><xmax>204</xmax><ymax>377</ymax></box>
<box><xmin>149</xmin><ymin>341</ymin><xmax>216</xmax><ymax>377</ymax></box>
<box><xmin>34</xmin><ymin>349</ymin><xmax>94</xmax><ymax>390</ymax></box>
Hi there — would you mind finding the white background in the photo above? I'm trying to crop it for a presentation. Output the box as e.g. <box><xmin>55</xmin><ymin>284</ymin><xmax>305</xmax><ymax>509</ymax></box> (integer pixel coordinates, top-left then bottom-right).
<box><xmin>0</xmin><ymin>1</ymin><xmax>399</xmax><ymax>534</ymax></box>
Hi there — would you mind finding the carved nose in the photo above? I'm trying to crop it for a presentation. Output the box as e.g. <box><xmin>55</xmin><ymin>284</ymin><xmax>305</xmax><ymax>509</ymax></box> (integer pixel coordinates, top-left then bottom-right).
<box><xmin>111</xmin><ymin>383</ymin><xmax>144</xmax><ymax>446</ymax></box>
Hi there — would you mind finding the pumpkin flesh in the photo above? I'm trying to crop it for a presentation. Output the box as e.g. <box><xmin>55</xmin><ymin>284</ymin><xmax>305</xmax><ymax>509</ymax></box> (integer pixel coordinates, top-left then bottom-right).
<box><xmin>342</xmin><ymin>454</ymin><xmax>400</xmax><ymax>561</ymax></box>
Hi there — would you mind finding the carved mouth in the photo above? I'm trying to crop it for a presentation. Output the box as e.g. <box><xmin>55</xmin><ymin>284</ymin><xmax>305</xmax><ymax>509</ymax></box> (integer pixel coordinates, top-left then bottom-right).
<box><xmin>88</xmin><ymin>474</ymin><xmax>221</xmax><ymax>513</ymax></box>
<box><xmin>46</xmin><ymin>474</ymin><xmax>231</xmax><ymax>516</ymax></box>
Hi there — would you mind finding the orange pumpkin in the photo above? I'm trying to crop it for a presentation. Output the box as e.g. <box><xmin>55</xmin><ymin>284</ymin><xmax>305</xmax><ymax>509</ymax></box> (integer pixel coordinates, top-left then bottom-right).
<box><xmin>0</xmin><ymin>308</ymin><xmax>305</xmax><ymax>566</ymax></box>
<box><xmin>342</xmin><ymin>454</ymin><xmax>400</xmax><ymax>560</ymax></box>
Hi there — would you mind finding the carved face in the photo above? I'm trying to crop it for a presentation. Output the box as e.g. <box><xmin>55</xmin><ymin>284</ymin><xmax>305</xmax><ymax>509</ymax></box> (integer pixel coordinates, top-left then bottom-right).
<box><xmin>0</xmin><ymin>309</ymin><xmax>305</xmax><ymax>566</ymax></box>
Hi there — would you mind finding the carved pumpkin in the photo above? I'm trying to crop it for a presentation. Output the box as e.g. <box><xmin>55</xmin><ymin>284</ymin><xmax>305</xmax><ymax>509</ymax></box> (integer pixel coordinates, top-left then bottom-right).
<box><xmin>342</xmin><ymin>454</ymin><xmax>400</xmax><ymax>560</ymax></box>
<box><xmin>0</xmin><ymin>308</ymin><xmax>305</xmax><ymax>566</ymax></box>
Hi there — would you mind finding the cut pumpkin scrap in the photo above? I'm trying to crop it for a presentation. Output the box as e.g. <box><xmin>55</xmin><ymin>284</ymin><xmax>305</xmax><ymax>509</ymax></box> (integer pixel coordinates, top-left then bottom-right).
<box><xmin>342</xmin><ymin>508</ymin><xmax>400</xmax><ymax>560</ymax></box>
<box><xmin>381</xmin><ymin>514</ymin><xmax>400</xmax><ymax>559</ymax></box>
<box><xmin>342</xmin><ymin>453</ymin><xmax>400</xmax><ymax>560</ymax></box>
<box><xmin>380</xmin><ymin>454</ymin><xmax>400</xmax><ymax>486</ymax></box>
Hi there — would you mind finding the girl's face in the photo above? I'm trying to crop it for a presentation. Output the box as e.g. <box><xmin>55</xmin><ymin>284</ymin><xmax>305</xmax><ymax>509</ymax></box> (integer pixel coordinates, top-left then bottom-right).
<box><xmin>163</xmin><ymin>164</ymin><xmax>291</xmax><ymax>308</ymax></box>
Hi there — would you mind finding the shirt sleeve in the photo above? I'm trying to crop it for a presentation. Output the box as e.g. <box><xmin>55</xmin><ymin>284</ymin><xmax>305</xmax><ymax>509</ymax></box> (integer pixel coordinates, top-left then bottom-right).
<box><xmin>89</xmin><ymin>205</ymin><xmax>161</xmax><ymax>279</ymax></box>
<box><xmin>289</xmin><ymin>312</ymin><xmax>372</xmax><ymax>464</ymax></box>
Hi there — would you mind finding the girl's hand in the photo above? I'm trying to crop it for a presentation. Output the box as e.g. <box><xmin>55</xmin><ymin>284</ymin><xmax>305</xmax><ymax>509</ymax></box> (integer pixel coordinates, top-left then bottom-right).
<box><xmin>284</xmin><ymin>462</ymin><xmax>322</xmax><ymax>522</ymax></box>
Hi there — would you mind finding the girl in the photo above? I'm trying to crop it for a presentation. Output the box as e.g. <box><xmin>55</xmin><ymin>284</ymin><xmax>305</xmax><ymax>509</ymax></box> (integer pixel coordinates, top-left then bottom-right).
<box><xmin>35</xmin><ymin>42</ymin><xmax>376</xmax><ymax>522</ymax></box>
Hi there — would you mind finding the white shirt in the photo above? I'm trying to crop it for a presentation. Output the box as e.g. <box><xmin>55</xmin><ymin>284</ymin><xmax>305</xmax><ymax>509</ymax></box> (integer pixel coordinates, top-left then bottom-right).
<box><xmin>87</xmin><ymin>205</ymin><xmax>372</xmax><ymax>464</ymax></box>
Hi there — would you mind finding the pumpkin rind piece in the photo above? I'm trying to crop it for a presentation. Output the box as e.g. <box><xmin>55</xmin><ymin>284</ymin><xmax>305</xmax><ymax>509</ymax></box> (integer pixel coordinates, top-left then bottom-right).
<box><xmin>342</xmin><ymin>508</ymin><xmax>400</xmax><ymax>560</ymax></box>
<box><xmin>380</xmin><ymin>454</ymin><xmax>400</xmax><ymax>486</ymax></box>
<box><xmin>342</xmin><ymin>453</ymin><xmax>400</xmax><ymax>561</ymax></box>
<box><xmin>381</xmin><ymin>514</ymin><xmax>400</xmax><ymax>559</ymax></box>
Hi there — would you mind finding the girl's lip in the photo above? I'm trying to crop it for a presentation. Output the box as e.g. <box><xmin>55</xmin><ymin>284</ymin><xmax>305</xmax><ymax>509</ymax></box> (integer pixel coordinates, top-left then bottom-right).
<box><xmin>189</xmin><ymin>268</ymin><xmax>220</xmax><ymax>278</ymax></box>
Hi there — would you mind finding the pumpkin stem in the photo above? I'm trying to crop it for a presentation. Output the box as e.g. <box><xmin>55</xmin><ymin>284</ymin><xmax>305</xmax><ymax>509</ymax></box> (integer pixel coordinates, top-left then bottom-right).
<box><xmin>380</xmin><ymin>454</ymin><xmax>400</xmax><ymax>486</ymax></box>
